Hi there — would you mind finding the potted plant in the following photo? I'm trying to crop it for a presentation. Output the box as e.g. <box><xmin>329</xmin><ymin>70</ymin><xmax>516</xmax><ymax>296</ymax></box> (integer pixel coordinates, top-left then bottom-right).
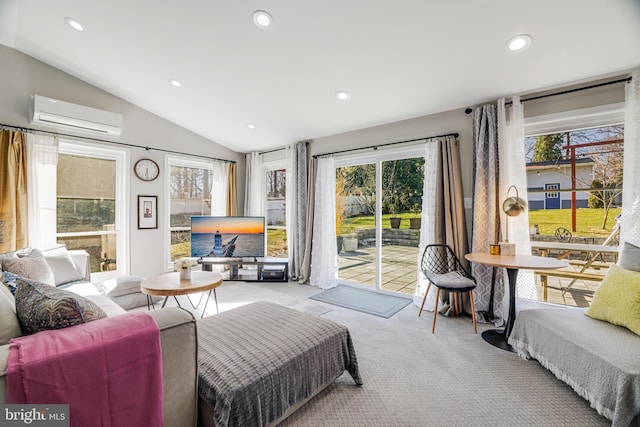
<box><xmin>409</xmin><ymin>203</ymin><xmax>421</xmax><ymax>229</ymax></box>
<box><xmin>342</xmin><ymin>234</ymin><xmax>359</xmax><ymax>252</ymax></box>
<box><xmin>389</xmin><ymin>204</ymin><xmax>401</xmax><ymax>229</ymax></box>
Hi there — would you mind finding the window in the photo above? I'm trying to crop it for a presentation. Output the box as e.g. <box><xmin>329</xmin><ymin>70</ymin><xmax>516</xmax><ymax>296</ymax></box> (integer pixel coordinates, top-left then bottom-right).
<box><xmin>265</xmin><ymin>165</ymin><xmax>287</xmax><ymax>258</ymax></box>
<box><xmin>56</xmin><ymin>141</ymin><xmax>128</xmax><ymax>279</ymax></box>
<box><xmin>524</xmin><ymin>107</ymin><xmax>624</xmax><ymax>308</ymax></box>
<box><xmin>167</xmin><ymin>157</ymin><xmax>214</xmax><ymax>263</ymax></box>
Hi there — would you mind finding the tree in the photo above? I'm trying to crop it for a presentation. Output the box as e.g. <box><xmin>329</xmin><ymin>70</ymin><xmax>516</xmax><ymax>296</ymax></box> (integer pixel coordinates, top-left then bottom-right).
<box><xmin>532</xmin><ymin>133</ymin><xmax>564</xmax><ymax>162</ymax></box>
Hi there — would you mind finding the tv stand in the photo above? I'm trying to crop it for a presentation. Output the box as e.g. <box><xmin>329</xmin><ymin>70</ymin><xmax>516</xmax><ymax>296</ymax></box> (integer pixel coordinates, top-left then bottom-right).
<box><xmin>199</xmin><ymin>257</ymin><xmax>288</xmax><ymax>282</ymax></box>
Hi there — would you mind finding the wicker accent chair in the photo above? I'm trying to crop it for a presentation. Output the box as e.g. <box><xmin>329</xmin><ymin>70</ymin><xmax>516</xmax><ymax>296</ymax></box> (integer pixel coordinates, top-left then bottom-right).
<box><xmin>418</xmin><ymin>244</ymin><xmax>477</xmax><ymax>333</ymax></box>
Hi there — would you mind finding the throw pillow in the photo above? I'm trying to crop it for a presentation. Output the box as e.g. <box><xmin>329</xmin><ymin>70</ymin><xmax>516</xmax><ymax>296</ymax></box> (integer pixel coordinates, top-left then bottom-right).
<box><xmin>585</xmin><ymin>264</ymin><xmax>640</xmax><ymax>336</ymax></box>
<box><xmin>618</xmin><ymin>241</ymin><xmax>640</xmax><ymax>273</ymax></box>
<box><xmin>14</xmin><ymin>277</ymin><xmax>107</xmax><ymax>335</ymax></box>
<box><xmin>1</xmin><ymin>271</ymin><xmax>22</xmax><ymax>294</ymax></box>
<box><xmin>0</xmin><ymin>283</ymin><xmax>22</xmax><ymax>344</ymax></box>
<box><xmin>0</xmin><ymin>249</ymin><xmax>55</xmax><ymax>286</ymax></box>
<box><xmin>43</xmin><ymin>247</ymin><xmax>84</xmax><ymax>286</ymax></box>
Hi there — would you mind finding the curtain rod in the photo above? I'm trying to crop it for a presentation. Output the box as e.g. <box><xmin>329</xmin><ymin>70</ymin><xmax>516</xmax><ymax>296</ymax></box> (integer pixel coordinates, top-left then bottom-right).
<box><xmin>0</xmin><ymin>122</ymin><xmax>236</xmax><ymax>164</ymax></box>
<box><xmin>464</xmin><ymin>76</ymin><xmax>633</xmax><ymax>113</ymax></box>
<box><xmin>506</xmin><ymin>76</ymin><xmax>632</xmax><ymax>105</ymax></box>
<box><xmin>312</xmin><ymin>132</ymin><xmax>459</xmax><ymax>158</ymax></box>
<box><xmin>258</xmin><ymin>141</ymin><xmax>309</xmax><ymax>155</ymax></box>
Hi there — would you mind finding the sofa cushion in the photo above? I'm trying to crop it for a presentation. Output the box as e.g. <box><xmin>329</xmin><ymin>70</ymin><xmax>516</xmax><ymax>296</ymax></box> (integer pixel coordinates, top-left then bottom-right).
<box><xmin>58</xmin><ymin>280</ymin><xmax>104</xmax><ymax>297</ymax></box>
<box><xmin>585</xmin><ymin>264</ymin><xmax>640</xmax><ymax>336</ymax></box>
<box><xmin>0</xmin><ymin>283</ymin><xmax>22</xmax><ymax>344</ymax></box>
<box><xmin>85</xmin><ymin>295</ymin><xmax>127</xmax><ymax>317</ymax></box>
<box><xmin>618</xmin><ymin>241</ymin><xmax>640</xmax><ymax>273</ymax></box>
<box><xmin>42</xmin><ymin>247</ymin><xmax>84</xmax><ymax>286</ymax></box>
<box><xmin>98</xmin><ymin>275</ymin><xmax>144</xmax><ymax>297</ymax></box>
<box><xmin>0</xmin><ymin>249</ymin><xmax>55</xmax><ymax>286</ymax></box>
<box><xmin>109</xmin><ymin>292</ymin><xmax>161</xmax><ymax>310</ymax></box>
<box><xmin>14</xmin><ymin>277</ymin><xmax>107</xmax><ymax>335</ymax></box>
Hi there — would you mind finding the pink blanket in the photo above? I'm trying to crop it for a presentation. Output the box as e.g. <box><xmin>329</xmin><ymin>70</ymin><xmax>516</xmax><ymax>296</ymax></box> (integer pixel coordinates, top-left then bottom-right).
<box><xmin>7</xmin><ymin>311</ymin><xmax>163</xmax><ymax>427</ymax></box>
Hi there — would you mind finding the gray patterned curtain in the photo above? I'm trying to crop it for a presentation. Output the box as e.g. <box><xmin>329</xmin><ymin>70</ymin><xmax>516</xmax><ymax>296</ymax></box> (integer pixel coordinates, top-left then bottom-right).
<box><xmin>287</xmin><ymin>141</ymin><xmax>308</xmax><ymax>280</ymax></box>
<box><xmin>471</xmin><ymin>104</ymin><xmax>505</xmax><ymax>325</ymax></box>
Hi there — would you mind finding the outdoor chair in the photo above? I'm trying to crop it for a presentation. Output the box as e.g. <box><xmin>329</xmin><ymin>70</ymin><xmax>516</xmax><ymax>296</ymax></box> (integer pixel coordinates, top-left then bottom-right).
<box><xmin>418</xmin><ymin>244</ymin><xmax>477</xmax><ymax>333</ymax></box>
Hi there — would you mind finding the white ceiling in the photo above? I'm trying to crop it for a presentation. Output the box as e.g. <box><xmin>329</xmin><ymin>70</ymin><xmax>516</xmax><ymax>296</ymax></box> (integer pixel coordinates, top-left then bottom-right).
<box><xmin>1</xmin><ymin>0</ymin><xmax>639</xmax><ymax>153</ymax></box>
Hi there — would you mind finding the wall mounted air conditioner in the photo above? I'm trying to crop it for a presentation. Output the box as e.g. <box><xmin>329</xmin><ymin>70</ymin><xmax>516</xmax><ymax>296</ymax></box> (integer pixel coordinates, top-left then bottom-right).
<box><xmin>29</xmin><ymin>95</ymin><xmax>123</xmax><ymax>137</ymax></box>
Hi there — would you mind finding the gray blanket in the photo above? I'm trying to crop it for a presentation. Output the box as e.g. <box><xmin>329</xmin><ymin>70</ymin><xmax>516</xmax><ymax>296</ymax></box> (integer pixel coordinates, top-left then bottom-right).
<box><xmin>197</xmin><ymin>301</ymin><xmax>363</xmax><ymax>427</ymax></box>
<box><xmin>508</xmin><ymin>307</ymin><xmax>640</xmax><ymax>427</ymax></box>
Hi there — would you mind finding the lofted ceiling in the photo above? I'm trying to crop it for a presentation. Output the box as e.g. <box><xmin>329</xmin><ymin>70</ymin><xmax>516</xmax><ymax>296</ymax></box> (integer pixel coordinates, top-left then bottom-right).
<box><xmin>1</xmin><ymin>0</ymin><xmax>639</xmax><ymax>153</ymax></box>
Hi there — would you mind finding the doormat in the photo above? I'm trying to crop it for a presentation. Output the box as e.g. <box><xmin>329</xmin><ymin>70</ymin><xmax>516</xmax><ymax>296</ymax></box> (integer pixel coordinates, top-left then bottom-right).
<box><xmin>309</xmin><ymin>285</ymin><xmax>411</xmax><ymax>318</ymax></box>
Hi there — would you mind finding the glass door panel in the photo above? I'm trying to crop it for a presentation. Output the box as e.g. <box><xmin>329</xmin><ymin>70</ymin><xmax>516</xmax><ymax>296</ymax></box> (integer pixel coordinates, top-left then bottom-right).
<box><xmin>380</xmin><ymin>157</ymin><xmax>424</xmax><ymax>295</ymax></box>
<box><xmin>336</xmin><ymin>164</ymin><xmax>376</xmax><ymax>287</ymax></box>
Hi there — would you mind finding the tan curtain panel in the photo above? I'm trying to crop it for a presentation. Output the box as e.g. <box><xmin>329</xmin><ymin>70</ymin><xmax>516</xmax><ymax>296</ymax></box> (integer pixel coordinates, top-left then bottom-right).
<box><xmin>226</xmin><ymin>163</ymin><xmax>237</xmax><ymax>216</ymax></box>
<box><xmin>0</xmin><ymin>130</ymin><xmax>28</xmax><ymax>252</ymax></box>
<box><xmin>433</xmin><ymin>135</ymin><xmax>471</xmax><ymax>315</ymax></box>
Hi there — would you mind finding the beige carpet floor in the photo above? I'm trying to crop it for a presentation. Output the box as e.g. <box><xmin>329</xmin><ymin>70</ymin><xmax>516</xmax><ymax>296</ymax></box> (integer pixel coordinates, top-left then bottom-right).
<box><xmin>161</xmin><ymin>280</ymin><xmax>609</xmax><ymax>427</ymax></box>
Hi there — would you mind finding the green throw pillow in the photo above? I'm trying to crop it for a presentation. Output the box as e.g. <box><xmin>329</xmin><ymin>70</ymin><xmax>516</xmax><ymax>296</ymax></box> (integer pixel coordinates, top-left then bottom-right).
<box><xmin>585</xmin><ymin>264</ymin><xmax>640</xmax><ymax>336</ymax></box>
<box><xmin>14</xmin><ymin>277</ymin><xmax>107</xmax><ymax>335</ymax></box>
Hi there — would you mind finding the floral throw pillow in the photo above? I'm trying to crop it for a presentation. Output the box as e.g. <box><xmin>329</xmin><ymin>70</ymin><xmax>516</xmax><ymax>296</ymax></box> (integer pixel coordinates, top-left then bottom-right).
<box><xmin>14</xmin><ymin>277</ymin><xmax>107</xmax><ymax>335</ymax></box>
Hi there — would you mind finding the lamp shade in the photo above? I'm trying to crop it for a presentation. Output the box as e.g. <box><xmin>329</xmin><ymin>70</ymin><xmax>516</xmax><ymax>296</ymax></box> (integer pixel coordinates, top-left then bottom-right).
<box><xmin>502</xmin><ymin>185</ymin><xmax>527</xmax><ymax>217</ymax></box>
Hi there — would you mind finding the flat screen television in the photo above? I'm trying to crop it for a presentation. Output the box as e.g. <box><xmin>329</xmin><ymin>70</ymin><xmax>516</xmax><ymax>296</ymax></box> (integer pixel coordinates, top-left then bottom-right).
<box><xmin>190</xmin><ymin>216</ymin><xmax>265</xmax><ymax>258</ymax></box>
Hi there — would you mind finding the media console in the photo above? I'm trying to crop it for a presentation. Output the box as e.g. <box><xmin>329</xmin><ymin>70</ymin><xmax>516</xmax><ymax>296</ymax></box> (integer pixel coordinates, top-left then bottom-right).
<box><xmin>199</xmin><ymin>257</ymin><xmax>289</xmax><ymax>282</ymax></box>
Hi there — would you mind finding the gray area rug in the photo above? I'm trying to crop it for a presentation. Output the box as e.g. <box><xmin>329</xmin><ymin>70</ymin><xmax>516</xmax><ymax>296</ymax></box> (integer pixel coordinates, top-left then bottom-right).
<box><xmin>309</xmin><ymin>285</ymin><xmax>411</xmax><ymax>318</ymax></box>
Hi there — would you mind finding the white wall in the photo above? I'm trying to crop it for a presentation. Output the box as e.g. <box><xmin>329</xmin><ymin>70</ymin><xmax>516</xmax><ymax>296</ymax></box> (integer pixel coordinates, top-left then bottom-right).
<box><xmin>0</xmin><ymin>45</ymin><xmax>245</xmax><ymax>277</ymax></box>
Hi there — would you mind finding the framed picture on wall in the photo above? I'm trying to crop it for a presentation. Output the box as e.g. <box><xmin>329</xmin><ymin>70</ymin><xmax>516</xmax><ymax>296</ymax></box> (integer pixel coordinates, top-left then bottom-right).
<box><xmin>138</xmin><ymin>195</ymin><xmax>158</xmax><ymax>229</ymax></box>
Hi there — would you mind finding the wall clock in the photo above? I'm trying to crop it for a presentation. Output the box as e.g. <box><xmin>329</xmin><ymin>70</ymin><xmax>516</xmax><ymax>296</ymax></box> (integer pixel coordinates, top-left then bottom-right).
<box><xmin>134</xmin><ymin>158</ymin><xmax>160</xmax><ymax>181</ymax></box>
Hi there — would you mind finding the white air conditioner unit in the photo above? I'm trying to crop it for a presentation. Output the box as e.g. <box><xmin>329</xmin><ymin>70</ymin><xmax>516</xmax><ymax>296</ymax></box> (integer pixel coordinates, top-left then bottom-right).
<box><xmin>29</xmin><ymin>95</ymin><xmax>123</xmax><ymax>136</ymax></box>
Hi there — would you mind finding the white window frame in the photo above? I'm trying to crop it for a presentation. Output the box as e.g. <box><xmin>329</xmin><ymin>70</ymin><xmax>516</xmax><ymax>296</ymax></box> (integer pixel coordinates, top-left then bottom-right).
<box><xmin>335</xmin><ymin>144</ymin><xmax>425</xmax><ymax>294</ymax></box>
<box><xmin>57</xmin><ymin>140</ymin><xmax>129</xmax><ymax>281</ymax></box>
<box><xmin>164</xmin><ymin>155</ymin><xmax>215</xmax><ymax>269</ymax></box>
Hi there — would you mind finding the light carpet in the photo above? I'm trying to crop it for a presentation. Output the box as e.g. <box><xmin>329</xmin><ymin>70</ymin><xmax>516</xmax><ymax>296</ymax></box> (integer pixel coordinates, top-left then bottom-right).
<box><xmin>159</xmin><ymin>281</ymin><xmax>609</xmax><ymax>427</ymax></box>
<box><xmin>309</xmin><ymin>285</ymin><xmax>411</xmax><ymax>318</ymax></box>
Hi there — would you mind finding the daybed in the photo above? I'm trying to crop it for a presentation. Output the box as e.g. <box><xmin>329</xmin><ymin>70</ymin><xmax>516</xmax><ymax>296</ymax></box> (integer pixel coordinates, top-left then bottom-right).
<box><xmin>196</xmin><ymin>301</ymin><xmax>363</xmax><ymax>427</ymax></box>
<box><xmin>509</xmin><ymin>242</ymin><xmax>640</xmax><ymax>427</ymax></box>
<box><xmin>509</xmin><ymin>305</ymin><xmax>640</xmax><ymax>427</ymax></box>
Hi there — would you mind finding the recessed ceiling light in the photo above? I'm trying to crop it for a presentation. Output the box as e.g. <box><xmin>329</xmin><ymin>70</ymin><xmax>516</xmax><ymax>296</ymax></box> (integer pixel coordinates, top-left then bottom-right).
<box><xmin>64</xmin><ymin>17</ymin><xmax>84</xmax><ymax>32</ymax></box>
<box><xmin>253</xmin><ymin>10</ymin><xmax>273</xmax><ymax>29</ymax></box>
<box><xmin>169</xmin><ymin>79</ymin><xmax>182</xmax><ymax>88</ymax></box>
<box><xmin>506</xmin><ymin>34</ymin><xmax>532</xmax><ymax>52</ymax></box>
<box><xmin>247</xmin><ymin>123</ymin><xmax>256</xmax><ymax>129</ymax></box>
<box><xmin>335</xmin><ymin>90</ymin><xmax>351</xmax><ymax>101</ymax></box>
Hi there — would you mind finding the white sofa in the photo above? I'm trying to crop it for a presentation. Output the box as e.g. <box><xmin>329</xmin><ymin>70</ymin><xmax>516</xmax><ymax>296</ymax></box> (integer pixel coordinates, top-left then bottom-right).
<box><xmin>0</xmin><ymin>248</ymin><xmax>199</xmax><ymax>427</ymax></box>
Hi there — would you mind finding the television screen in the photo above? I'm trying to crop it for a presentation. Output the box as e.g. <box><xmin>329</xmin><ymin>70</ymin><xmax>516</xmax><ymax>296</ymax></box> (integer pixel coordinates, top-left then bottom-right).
<box><xmin>190</xmin><ymin>216</ymin><xmax>265</xmax><ymax>258</ymax></box>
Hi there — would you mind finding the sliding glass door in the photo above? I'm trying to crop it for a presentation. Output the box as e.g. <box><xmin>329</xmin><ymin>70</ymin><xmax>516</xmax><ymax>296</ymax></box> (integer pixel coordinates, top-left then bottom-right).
<box><xmin>335</xmin><ymin>147</ymin><xmax>424</xmax><ymax>295</ymax></box>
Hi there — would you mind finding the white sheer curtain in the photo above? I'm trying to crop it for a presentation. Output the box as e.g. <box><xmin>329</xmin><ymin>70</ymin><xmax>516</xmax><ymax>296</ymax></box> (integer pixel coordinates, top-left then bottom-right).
<box><xmin>26</xmin><ymin>133</ymin><xmax>58</xmax><ymax>249</ymax></box>
<box><xmin>497</xmin><ymin>97</ymin><xmax>536</xmax><ymax>318</ymax></box>
<box><xmin>244</xmin><ymin>152</ymin><xmax>265</xmax><ymax>217</ymax></box>
<box><xmin>621</xmin><ymin>69</ymin><xmax>640</xmax><ymax>246</ymax></box>
<box><xmin>412</xmin><ymin>140</ymin><xmax>438</xmax><ymax>309</ymax></box>
<box><xmin>210</xmin><ymin>160</ymin><xmax>229</xmax><ymax>216</ymax></box>
<box><xmin>309</xmin><ymin>156</ymin><xmax>338</xmax><ymax>289</ymax></box>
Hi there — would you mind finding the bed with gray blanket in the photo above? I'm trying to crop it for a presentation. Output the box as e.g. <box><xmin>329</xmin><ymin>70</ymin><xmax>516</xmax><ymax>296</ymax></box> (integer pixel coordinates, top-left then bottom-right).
<box><xmin>508</xmin><ymin>306</ymin><xmax>640</xmax><ymax>427</ymax></box>
<box><xmin>196</xmin><ymin>301</ymin><xmax>363</xmax><ymax>427</ymax></box>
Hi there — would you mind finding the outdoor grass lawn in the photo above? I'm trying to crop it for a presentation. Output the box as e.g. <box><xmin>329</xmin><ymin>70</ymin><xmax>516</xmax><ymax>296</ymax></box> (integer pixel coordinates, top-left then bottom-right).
<box><xmin>528</xmin><ymin>207</ymin><xmax>621</xmax><ymax>237</ymax></box>
<box><xmin>339</xmin><ymin>208</ymin><xmax>621</xmax><ymax>238</ymax></box>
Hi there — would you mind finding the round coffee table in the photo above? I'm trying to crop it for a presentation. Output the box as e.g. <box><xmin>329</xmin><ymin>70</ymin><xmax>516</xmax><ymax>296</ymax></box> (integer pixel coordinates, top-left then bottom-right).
<box><xmin>141</xmin><ymin>271</ymin><xmax>223</xmax><ymax>317</ymax></box>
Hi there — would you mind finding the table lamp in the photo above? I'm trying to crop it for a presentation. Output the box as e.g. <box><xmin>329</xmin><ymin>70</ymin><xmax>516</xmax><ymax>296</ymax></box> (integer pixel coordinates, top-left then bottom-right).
<box><xmin>500</xmin><ymin>185</ymin><xmax>527</xmax><ymax>256</ymax></box>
